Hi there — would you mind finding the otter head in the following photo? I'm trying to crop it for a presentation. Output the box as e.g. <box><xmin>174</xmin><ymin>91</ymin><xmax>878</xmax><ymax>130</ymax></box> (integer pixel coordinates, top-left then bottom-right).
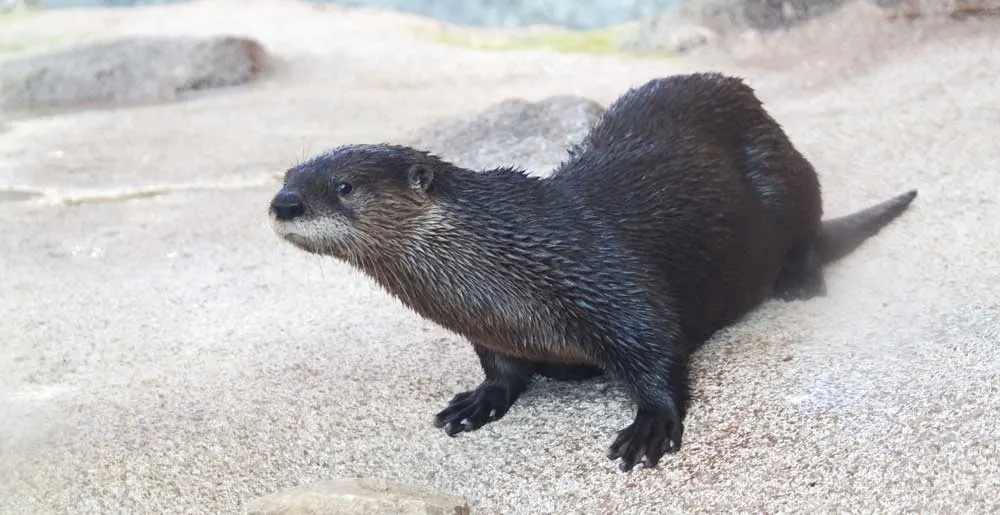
<box><xmin>268</xmin><ymin>144</ymin><xmax>442</xmax><ymax>262</ymax></box>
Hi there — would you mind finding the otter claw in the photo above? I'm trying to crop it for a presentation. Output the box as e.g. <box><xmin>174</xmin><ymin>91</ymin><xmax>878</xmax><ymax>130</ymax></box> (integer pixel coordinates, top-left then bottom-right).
<box><xmin>433</xmin><ymin>384</ymin><xmax>512</xmax><ymax>436</ymax></box>
<box><xmin>608</xmin><ymin>409</ymin><xmax>683</xmax><ymax>473</ymax></box>
<box><xmin>443</xmin><ymin>422</ymin><xmax>465</xmax><ymax>437</ymax></box>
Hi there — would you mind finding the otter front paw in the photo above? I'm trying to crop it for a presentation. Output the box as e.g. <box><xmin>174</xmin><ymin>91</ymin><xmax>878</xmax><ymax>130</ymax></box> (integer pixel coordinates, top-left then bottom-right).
<box><xmin>607</xmin><ymin>408</ymin><xmax>683</xmax><ymax>472</ymax></box>
<box><xmin>433</xmin><ymin>384</ymin><xmax>513</xmax><ymax>437</ymax></box>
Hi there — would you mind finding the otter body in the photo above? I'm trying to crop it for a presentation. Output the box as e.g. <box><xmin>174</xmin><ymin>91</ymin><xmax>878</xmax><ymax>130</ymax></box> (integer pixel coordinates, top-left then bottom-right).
<box><xmin>269</xmin><ymin>72</ymin><xmax>917</xmax><ymax>472</ymax></box>
<box><xmin>557</xmin><ymin>74</ymin><xmax>833</xmax><ymax>344</ymax></box>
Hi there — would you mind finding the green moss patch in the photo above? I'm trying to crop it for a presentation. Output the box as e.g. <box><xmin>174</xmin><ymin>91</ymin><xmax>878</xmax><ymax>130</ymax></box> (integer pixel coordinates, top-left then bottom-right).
<box><xmin>420</xmin><ymin>24</ymin><xmax>674</xmax><ymax>58</ymax></box>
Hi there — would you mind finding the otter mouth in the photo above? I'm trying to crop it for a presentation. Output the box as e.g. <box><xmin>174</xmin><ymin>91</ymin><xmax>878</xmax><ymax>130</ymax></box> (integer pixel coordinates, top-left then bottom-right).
<box><xmin>273</xmin><ymin>227</ymin><xmax>319</xmax><ymax>253</ymax></box>
<box><xmin>270</xmin><ymin>217</ymin><xmax>318</xmax><ymax>251</ymax></box>
<box><xmin>269</xmin><ymin>212</ymin><xmax>356</xmax><ymax>259</ymax></box>
<box><xmin>282</xmin><ymin>233</ymin><xmax>312</xmax><ymax>247</ymax></box>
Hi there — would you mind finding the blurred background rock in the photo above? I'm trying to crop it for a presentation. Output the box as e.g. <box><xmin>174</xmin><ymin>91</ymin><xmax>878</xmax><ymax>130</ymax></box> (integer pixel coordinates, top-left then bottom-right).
<box><xmin>2</xmin><ymin>0</ymin><xmax>995</xmax><ymax>110</ymax></box>
<box><xmin>8</xmin><ymin>0</ymin><xmax>681</xmax><ymax>28</ymax></box>
<box><xmin>16</xmin><ymin>0</ymin><xmax>997</xmax><ymax>54</ymax></box>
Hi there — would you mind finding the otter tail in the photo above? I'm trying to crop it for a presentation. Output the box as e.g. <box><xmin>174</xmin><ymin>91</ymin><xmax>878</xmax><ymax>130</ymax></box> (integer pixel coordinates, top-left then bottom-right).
<box><xmin>816</xmin><ymin>190</ymin><xmax>918</xmax><ymax>265</ymax></box>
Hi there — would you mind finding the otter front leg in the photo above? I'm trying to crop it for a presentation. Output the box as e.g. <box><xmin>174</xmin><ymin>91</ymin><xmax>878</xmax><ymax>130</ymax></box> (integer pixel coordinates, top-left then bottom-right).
<box><xmin>433</xmin><ymin>345</ymin><xmax>534</xmax><ymax>437</ymax></box>
<box><xmin>604</xmin><ymin>341</ymin><xmax>691</xmax><ymax>472</ymax></box>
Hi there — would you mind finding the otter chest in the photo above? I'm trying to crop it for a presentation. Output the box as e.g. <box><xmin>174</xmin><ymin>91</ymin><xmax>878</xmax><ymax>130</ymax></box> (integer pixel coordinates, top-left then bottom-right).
<box><xmin>414</xmin><ymin>289</ymin><xmax>598</xmax><ymax>366</ymax></box>
<box><xmin>475</xmin><ymin>330</ymin><xmax>598</xmax><ymax>366</ymax></box>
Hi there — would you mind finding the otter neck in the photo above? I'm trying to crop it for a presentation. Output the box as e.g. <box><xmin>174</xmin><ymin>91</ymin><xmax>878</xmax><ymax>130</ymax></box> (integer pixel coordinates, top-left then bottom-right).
<box><xmin>349</xmin><ymin>168</ymin><xmax>588</xmax><ymax>342</ymax></box>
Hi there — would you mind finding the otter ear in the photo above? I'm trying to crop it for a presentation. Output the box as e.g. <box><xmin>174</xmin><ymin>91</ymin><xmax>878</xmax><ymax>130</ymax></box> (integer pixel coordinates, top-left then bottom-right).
<box><xmin>407</xmin><ymin>164</ymin><xmax>434</xmax><ymax>192</ymax></box>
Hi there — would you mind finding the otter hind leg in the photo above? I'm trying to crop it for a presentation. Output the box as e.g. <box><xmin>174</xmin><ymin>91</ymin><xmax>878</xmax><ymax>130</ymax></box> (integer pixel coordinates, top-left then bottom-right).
<box><xmin>434</xmin><ymin>345</ymin><xmax>534</xmax><ymax>437</ymax></box>
<box><xmin>774</xmin><ymin>241</ymin><xmax>828</xmax><ymax>301</ymax></box>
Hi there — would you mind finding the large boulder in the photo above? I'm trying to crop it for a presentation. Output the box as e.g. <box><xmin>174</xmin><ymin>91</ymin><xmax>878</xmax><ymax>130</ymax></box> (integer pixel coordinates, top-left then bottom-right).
<box><xmin>621</xmin><ymin>0</ymin><xmax>1000</xmax><ymax>54</ymax></box>
<box><xmin>880</xmin><ymin>0</ymin><xmax>1000</xmax><ymax>19</ymax></box>
<box><xmin>245</xmin><ymin>478</ymin><xmax>470</xmax><ymax>515</ymax></box>
<box><xmin>0</xmin><ymin>35</ymin><xmax>270</xmax><ymax>113</ymax></box>
<box><xmin>406</xmin><ymin>95</ymin><xmax>605</xmax><ymax>177</ymax></box>
<box><xmin>620</xmin><ymin>0</ymin><xmax>852</xmax><ymax>53</ymax></box>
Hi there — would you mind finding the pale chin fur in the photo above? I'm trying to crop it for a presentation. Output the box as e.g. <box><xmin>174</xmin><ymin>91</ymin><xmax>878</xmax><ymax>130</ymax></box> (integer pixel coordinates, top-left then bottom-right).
<box><xmin>270</xmin><ymin>215</ymin><xmax>353</xmax><ymax>256</ymax></box>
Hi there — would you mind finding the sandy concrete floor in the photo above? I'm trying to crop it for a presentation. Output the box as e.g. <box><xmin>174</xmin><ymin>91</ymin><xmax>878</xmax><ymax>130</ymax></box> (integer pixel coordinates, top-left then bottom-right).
<box><xmin>1</xmin><ymin>0</ymin><xmax>998</xmax><ymax>513</ymax></box>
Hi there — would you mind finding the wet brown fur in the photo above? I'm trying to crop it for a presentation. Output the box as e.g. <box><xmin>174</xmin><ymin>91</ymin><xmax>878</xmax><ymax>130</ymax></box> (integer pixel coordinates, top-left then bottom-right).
<box><xmin>268</xmin><ymin>72</ymin><xmax>917</xmax><ymax>472</ymax></box>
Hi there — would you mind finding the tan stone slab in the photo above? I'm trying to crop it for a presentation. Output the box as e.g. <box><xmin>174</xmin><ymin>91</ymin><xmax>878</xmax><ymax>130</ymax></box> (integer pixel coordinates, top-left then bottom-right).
<box><xmin>245</xmin><ymin>478</ymin><xmax>471</xmax><ymax>515</ymax></box>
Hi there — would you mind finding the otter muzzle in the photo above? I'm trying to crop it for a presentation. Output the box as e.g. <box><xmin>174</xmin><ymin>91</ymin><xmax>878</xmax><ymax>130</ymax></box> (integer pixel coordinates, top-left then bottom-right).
<box><xmin>270</xmin><ymin>191</ymin><xmax>304</xmax><ymax>221</ymax></box>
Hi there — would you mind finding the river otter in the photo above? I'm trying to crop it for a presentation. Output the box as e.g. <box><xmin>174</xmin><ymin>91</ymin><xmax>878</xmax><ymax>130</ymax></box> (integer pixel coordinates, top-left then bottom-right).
<box><xmin>268</xmin><ymin>72</ymin><xmax>917</xmax><ymax>472</ymax></box>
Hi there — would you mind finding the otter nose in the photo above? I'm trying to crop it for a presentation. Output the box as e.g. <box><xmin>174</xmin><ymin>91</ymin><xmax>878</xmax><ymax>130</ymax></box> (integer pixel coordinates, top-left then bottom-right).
<box><xmin>271</xmin><ymin>192</ymin><xmax>304</xmax><ymax>220</ymax></box>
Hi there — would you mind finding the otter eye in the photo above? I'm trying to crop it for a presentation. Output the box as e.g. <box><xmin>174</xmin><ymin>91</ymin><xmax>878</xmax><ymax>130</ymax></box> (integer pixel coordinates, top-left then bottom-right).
<box><xmin>335</xmin><ymin>182</ymin><xmax>353</xmax><ymax>196</ymax></box>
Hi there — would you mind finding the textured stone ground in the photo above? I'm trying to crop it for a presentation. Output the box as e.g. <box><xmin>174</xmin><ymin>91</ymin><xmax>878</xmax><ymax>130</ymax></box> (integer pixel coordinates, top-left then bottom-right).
<box><xmin>1</xmin><ymin>0</ymin><xmax>998</xmax><ymax>513</ymax></box>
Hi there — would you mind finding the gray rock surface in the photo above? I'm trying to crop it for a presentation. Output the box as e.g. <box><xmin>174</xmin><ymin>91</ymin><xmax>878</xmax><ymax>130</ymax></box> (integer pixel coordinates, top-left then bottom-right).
<box><xmin>622</xmin><ymin>0</ymin><xmax>1000</xmax><ymax>54</ymax></box>
<box><xmin>1</xmin><ymin>2</ymin><xmax>999</xmax><ymax>514</ymax></box>
<box><xmin>0</xmin><ymin>35</ymin><xmax>270</xmax><ymax>113</ymax></box>
<box><xmin>620</xmin><ymin>10</ymin><xmax>722</xmax><ymax>53</ymax></box>
<box><xmin>407</xmin><ymin>95</ymin><xmax>605</xmax><ymax>175</ymax></box>
<box><xmin>245</xmin><ymin>478</ymin><xmax>470</xmax><ymax>515</ymax></box>
<box><xmin>621</xmin><ymin>0</ymin><xmax>854</xmax><ymax>53</ymax></box>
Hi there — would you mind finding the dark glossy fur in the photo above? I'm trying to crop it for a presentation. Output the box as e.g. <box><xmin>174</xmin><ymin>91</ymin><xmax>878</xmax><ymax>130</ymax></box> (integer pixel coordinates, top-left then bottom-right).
<box><xmin>268</xmin><ymin>72</ymin><xmax>917</xmax><ymax>472</ymax></box>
